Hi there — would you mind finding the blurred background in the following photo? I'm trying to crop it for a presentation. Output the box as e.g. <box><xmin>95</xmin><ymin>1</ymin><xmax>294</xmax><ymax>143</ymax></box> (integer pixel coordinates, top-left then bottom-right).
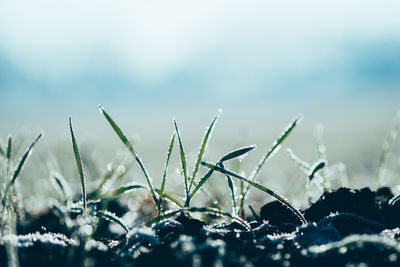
<box><xmin>0</xmin><ymin>1</ymin><xmax>399</xmax><ymax>206</ymax></box>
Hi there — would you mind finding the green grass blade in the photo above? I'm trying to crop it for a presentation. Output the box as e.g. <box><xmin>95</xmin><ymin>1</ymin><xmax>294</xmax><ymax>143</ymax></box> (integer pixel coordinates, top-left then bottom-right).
<box><xmin>188</xmin><ymin>169</ymin><xmax>215</xmax><ymax>202</ymax></box>
<box><xmin>189</xmin><ymin>110</ymin><xmax>221</xmax><ymax>192</ymax></box>
<box><xmin>174</xmin><ymin>120</ymin><xmax>189</xmax><ymax>201</ymax></box>
<box><xmin>0</xmin><ymin>142</ymin><xmax>4</xmax><ymax>157</ymax></box>
<box><xmin>6</xmin><ymin>135</ymin><xmax>11</xmax><ymax>161</ymax></box>
<box><xmin>225</xmin><ymin>174</ymin><xmax>237</xmax><ymax>214</ymax></box>
<box><xmin>201</xmin><ymin>161</ymin><xmax>307</xmax><ymax>225</ymax></box>
<box><xmin>96</xmin><ymin>210</ymin><xmax>129</xmax><ymax>233</ymax></box>
<box><xmin>376</xmin><ymin>110</ymin><xmax>400</xmax><ymax>186</ymax></box>
<box><xmin>9</xmin><ymin>132</ymin><xmax>42</xmax><ymax>186</ymax></box>
<box><xmin>5</xmin><ymin>135</ymin><xmax>12</xmax><ymax>177</ymax></box>
<box><xmin>250</xmin><ymin>114</ymin><xmax>303</xmax><ymax>180</ymax></box>
<box><xmin>98</xmin><ymin>105</ymin><xmax>159</xmax><ymax>208</ymax></box>
<box><xmin>155</xmin><ymin>189</ymin><xmax>184</xmax><ymax>208</ymax></box>
<box><xmin>96</xmin><ymin>184</ymin><xmax>145</xmax><ymax>200</ymax></box>
<box><xmin>248</xmin><ymin>205</ymin><xmax>261</xmax><ymax>221</ymax></box>
<box><xmin>239</xmin><ymin>114</ymin><xmax>303</xmax><ymax>215</ymax></box>
<box><xmin>2</xmin><ymin>132</ymin><xmax>42</xmax><ymax>206</ymax></box>
<box><xmin>160</xmin><ymin>133</ymin><xmax>176</xmax><ymax>202</ymax></box>
<box><xmin>69</xmin><ymin>116</ymin><xmax>87</xmax><ymax>213</ymax></box>
<box><xmin>50</xmin><ymin>170</ymin><xmax>72</xmax><ymax>200</ymax></box>
<box><xmin>218</xmin><ymin>145</ymin><xmax>256</xmax><ymax>164</ymax></box>
<box><xmin>308</xmin><ymin>159</ymin><xmax>327</xmax><ymax>181</ymax></box>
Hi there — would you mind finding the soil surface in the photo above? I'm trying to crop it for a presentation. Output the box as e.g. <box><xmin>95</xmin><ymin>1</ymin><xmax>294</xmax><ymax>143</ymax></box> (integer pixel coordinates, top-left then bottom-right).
<box><xmin>2</xmin><ymin>187</ymin><xmax>400</xmax><ymax>266</ymax></box>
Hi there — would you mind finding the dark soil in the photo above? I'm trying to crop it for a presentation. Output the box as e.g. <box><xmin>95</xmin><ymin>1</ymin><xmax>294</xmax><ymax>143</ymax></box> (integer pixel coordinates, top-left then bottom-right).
<box><xmin>2</xmin><ymin>187</ymin><xmax>400</xmax><ymax>266</ymax></box>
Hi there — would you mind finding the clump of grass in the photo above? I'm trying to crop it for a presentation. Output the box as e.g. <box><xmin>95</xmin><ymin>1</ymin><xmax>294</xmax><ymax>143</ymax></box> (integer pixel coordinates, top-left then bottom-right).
<box><xmin>0</xmin><ymin>132</ymin><xmax>42</xmax><ymax>267</ymax></box>
<box><xmin>173</xmin><ymin>110</ymin><xmax>221</xmax><ymax>207</ymax></box>
<box><xmin>1</xmin><ymin>132</ymin><xmax>43</xmax><ymax>231</ymax></box>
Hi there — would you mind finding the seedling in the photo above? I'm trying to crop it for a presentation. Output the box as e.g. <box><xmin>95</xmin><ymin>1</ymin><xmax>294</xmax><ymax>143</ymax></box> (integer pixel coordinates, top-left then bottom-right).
<box><xmin>173</xmin><ymin>110</ymin><xmax>221</xmax><ymax>208</ymax></box>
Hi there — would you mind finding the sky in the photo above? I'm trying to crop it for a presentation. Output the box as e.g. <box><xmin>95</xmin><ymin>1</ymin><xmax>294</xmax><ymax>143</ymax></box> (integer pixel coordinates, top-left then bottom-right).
<box><xmin>0</xmin><ymin>0</ymin><xmax>399</xmax><ymax>135</ymax></box>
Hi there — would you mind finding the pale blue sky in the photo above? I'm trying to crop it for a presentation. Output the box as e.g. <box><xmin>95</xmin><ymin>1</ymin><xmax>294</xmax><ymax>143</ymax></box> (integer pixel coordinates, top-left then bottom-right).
<box><xmin>0</xmin><ymin>1</ymin><xmax>399</xmax><ymax>130</ymax></box>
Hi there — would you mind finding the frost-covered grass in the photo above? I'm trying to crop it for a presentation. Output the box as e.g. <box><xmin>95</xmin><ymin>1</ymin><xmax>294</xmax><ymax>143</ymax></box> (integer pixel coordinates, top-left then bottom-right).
<box><xmin>0</xmin><ymin>106</ymin><xmax>399</xmax><ymax>266</ymax></box>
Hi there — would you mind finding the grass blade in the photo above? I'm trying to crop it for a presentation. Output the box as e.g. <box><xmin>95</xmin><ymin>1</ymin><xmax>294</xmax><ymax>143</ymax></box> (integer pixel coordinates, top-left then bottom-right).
<box><xmin>69</xmin><ymin>116</ymin><xmax>87</xmax><ymax>213</ymax></box>
<box><xmin>188</xmin><ymin>169</ymin><xmax>215</xmax><ymax>203</ymax></box>
<box><xmin>96</xmin><ymin>184</ymin><xmax>145</xmax><ymax>200</ymax></box>
<box><xmin>308</xmin><ymin>159</ymin><xmax>327</xmax><ymax>181</ymax></box>
<box><xmin>189</xmin><ymin>110</ymin><xmax>221</xmax><ymax>192</ymax></box>
<box><xmin>50</xmin><ymin>170</ymin><xmax>72</xmax><ymax>200</ymax></box>
<box><xmin>248</xmin><ymin>205</ymin><xmax>261</xmax><ymax>221</ymax></box>
<box><xmin>0</xmin><ymin>142</ymin><xmax>4</xmax><ymax>157</ymax></box>
<box><xmin>225</xmin><ymin>174</ymin><xmax>237</xmax><ymax>214</ymax></box>
<box><xmin>96</xmin><ymin>210</ymin><xmax>129</xmax><ymax>233</ymax></box>
<box><xmin>218</xmin><ymin>145</ymin><xmax>256</xmax><ymax>164</ymax></box>
<box><xmin>160</xmin><ymin>133</ymin><xmax>176</xmax><ymax>203</ymax></box>
<box><xmin>251</xmin><ymin>114</ymin><xmax>303</xmax><ymax>180</ymax></box>
<box><xmin>155</xmin><ymin>189</ymin><xmax>184</xmax><ymax>208</ymax></box>
<box><xmin>201</xmin><ymin>161</ymin><xmax>307</xmax><ymax>225</ymax></box>
<box><xmin>6</xmin><ymin>135</ymin><xmax>11</xmax><ymax>161</ymax></box>
<box><xmin>5</xmin><ymin>135</ymin><xmax>12</xmax><ymax>177</ymax></box>
<box><xmin>239</xmin><ymin>114</ymin><xmax>303</xmax><ymax>216</ymax></box>
<box><xmin>174</xmin><ymin>120</ymin><xmax>189</xmax><ymax>201</ymax></box>
<box><xmin>286</xmin><ymin>148</ymin><xmax>311</xmax><ymax>173</ymax></box>
<box><xmin>98</xmin><ymin>105</ymin><xmax>159</xmax><ymax>209</ymax></box>
<box><xmin>1</xmin><ymin>132</ymin><xmax>42</xmax><ymax>207</ymax></box>
<box><xmin>9</xmin><ymin>132</ymin><xmax>42</xmax><ymax>186</ymax></box>
<box><xmin>376</xmin><ymin>110</ymin><xmax>400</xmax><ymax>186</ymax></box>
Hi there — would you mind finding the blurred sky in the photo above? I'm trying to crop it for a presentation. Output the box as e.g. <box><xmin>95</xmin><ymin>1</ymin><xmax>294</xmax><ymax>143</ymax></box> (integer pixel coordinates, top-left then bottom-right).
<box><xmin>0</xmin><ymin>1</ymin><xmax>399</xmax><ymax>139</ymax></box>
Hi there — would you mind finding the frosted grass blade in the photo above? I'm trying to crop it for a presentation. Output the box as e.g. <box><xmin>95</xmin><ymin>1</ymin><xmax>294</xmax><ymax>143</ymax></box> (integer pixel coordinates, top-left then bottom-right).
<box><xmin>174</xmin><ymin>120</ymin><xmax>189</xmax><ymax>201</ymax></box>
<box><xmin>160</xmin><ymin>133</ymin><xmax>176</xmax><ymax>202</ymax></box>
<box><xmin>308</xmin><ymin>159</ymin><xmax>327</xmax><ymax>181</ymax></box>
<box><xmin>225</xmin><ymin>174</ymin><xmax>237</xmax><ymax>214</ymax></box>
<box><xmin>218</xmin><ymin>145</ymin><xmax>256</xmax><ymax>164</ymax></box>
<box><xmin>251</xmin><ymin>114</ymin><xmax>303</xmax><ymax>180</ymax></box>
<box><xmin>239</xmin><ymin>114</ymin><xmax>303</xmax><ymax>215</ymax></box>
<box><xmin>376</xmin><ymin>110</ymin><xmax>400</xmax><ymax>186</ymax></box>
<box><xmin>96</xmin><ymin>184</ymin><xmax>145</xmax><ymax>200</ymax></box>
<box><xmin>2</xmin><ymin>132</ymin><xmax>42</xmax><ymax>206</ymax></box>
<box><xmin>50</xmin><ymin>170</ymin><xmax>72</xmax><ymax>200</ymax></box>
<box><xmin>99</xmin><ymin>105</ymin><xmax>159</xmax><ymax>208</ymax></box>
<box><xmin>155</xmin><ymin>189</ymin><xmax>184</xmax><ymax>208</ymax></box>
<box><xmin>187</xmin><ymin>169</ymin><xmax>215</xmax><ymax>203</ymax></box>
<box><xmin>69</xmin><ymin>116</ymin><xmax>87</xmax><ymax>212</ymax></box>
<box><xmin>97</xmin><ymin>210</ymin><xmax>129</xmax><ymax>233</ymax></box>
<box><xmin>9</xmin><ymin>132</ymin><xmax>42</xmax><ymax>186</ymax></box>
<box><xmin>286</xmin><ymin>148</ymin><xmax>311</xmax><ymax>173</ymax></box>
<box><xmin>189</xmin><ymin>110</ymin><xmax>221</xmax><ymax>192</ymax></box>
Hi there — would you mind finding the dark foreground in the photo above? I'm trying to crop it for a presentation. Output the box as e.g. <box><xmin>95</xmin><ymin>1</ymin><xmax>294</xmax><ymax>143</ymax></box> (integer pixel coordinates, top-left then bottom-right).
<box><xmin>2</xmin><ymin>187</ymin><xmax>400</xmax><ymax>267</ymax></box>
